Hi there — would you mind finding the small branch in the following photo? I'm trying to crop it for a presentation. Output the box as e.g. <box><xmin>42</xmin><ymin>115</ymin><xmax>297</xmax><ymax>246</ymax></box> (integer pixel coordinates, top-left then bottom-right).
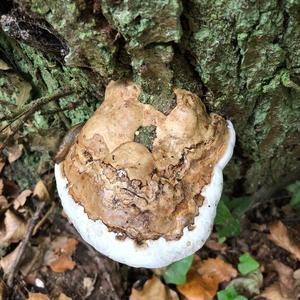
<box><xmin>33</xmin><ymin>201</ymin><xmax>55</xmax><ymax>236</ymax></box>
<box><xmin>41</xmin><ymin>101</ymin><xmax>81</xmax><ymax>115</ymax></box>
<box><xmin>6</xmin><ymin>202</ymin><xmax>45</xmax><ymax>287</ymax></box>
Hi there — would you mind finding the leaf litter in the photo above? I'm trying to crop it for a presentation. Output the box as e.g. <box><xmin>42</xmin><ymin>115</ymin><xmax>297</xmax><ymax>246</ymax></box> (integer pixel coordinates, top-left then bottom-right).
<box><xmin>0</xmin><ymin>140</ymin><xmax>299</xmax><ymax>299</ymax></box>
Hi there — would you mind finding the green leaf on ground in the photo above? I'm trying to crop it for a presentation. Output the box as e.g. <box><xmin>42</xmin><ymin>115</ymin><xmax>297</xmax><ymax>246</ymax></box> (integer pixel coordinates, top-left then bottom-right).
<box><xmin>224</xmin><ymin>196</ymin><xmax>254</xmax><ymax>217</ymax></box>
<box><xmin>163</xmin><ymin>255</ymin><xmax>194</xmax><ymax>285</ymax></box>
<box><xmin>217</xmin><ymin>286</ymin><xmax>248</xmax><ymax>300</ymax></box>
<box><xmin>238</xmin><ymin>253</ymin><xmax>260</xmax><ymax>275</ymax></box>
<box><xmin>215</xmin><ymin>199</ymin><xmax>240</xmax><ymax>240</ymax></box>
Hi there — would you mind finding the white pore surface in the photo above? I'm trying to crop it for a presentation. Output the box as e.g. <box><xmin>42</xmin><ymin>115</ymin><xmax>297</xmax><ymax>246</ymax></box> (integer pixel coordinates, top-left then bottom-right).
<box><xmin>55</xmin><ymin>121</ymin><xmax>236</xmax><ymax>268</ymax></box>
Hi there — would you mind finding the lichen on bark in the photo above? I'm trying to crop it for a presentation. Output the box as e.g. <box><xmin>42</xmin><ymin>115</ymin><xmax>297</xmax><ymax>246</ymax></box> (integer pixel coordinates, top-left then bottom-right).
<box><xmin>183</xmin><ymin>0</ymin><xmax>300</xmax><ymax>193</ymax></box>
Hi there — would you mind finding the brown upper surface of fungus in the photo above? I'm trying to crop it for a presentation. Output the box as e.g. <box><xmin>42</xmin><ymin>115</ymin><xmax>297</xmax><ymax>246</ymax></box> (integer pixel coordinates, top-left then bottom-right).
<box><xmin>62</xmin><ymin>81</ymin><xmax>229</xmax><ymax>242</ymax></box>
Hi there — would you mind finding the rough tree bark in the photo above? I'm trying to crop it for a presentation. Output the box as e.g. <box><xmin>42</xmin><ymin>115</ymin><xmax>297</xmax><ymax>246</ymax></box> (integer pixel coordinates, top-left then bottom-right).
<box><xmin>0</xmin><ymin>0</ymin><xmax>299</xmax><ymax>198</ymax></box>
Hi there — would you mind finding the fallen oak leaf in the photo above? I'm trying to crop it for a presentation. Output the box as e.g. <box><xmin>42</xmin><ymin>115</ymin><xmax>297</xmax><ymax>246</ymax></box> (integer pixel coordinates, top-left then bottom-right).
<box><xmin>44</xmin><ymin>237</ymin><xmax>78</xmax><ymax>272</ymax></box>
<box><xmin>0</xmin><ymin>159</ymin><xmax>4</xmax><ymax>172</ymax></box>
<box><xmin>0</xmin><ymin>243</ymin><xmax>21</xmax><ymax>274</ymax></box>
<box><xmin>27</xmin><ymin>292</ymin><xmax>50</xmax><ymax>300</ymax></box>
<box><xmin>259</xmin><ymin>282</ymin><xmax>294</xmax><ymax>300</ymax></box>
<box><xmin>13</xmin><ymin>189</ymin><xmax>32</xmax><ymax>209</ymax></box>
<box><xmin>58</xmin><ymin>293</ymin><xmax>73</xmax><ymax>300</ymax></box>
<box><xmin>0</xmin><ymin>158</ymin><xmax>5</xmax><ymax>173</ymax></box>
<box><xmin>0</xmin><ymin>58</ymin><xmax>11</xmax><ymax>70</ymax></box>
<box><xmin>0</xmin><ymin>179</ymin><xmax>3</xmax><ymax>195</ymax></box>
<box><xmin>0</xmin><ymin>162</ymin><xmax>5</xmax><ymax>174</ymax></box>
<box><xmin>0</xmin><ymin>280</ymin><xmax>6</xmax><ymax>299</ymax></box>
<box><xmin>294</xmin><ymin>269</ymin><xmax>300</xmax><ymax>280</ymax></box>
<box><xmin>7</xmin><ymin>143</ymin><xmax>24</xmax><ymax>164</ymax></box>
<box><xmin>0</xmin><ymin>179</ymin><xmax>6</xmax><ymax>209</ymax></box>
<box><xmin>268</xmin><ymin>221</ymin><xmax>300</xmax><ymax>260</ymax></box>
<box><xmin>130</xmin><ymin>276</ymin><xmax>179</xmax><ymax>300</ymax></box>
<box><xmin>33</xmin><ymin>180</ymin><xmax>50</xmax><ymax>202</ymax></box>
<box><xmin>20</xmin><ymin>245</ymin><xmax>44</xmax><ymax>278</ymax></box>
<box><xmin>196</xmin><ymin>256</ymin><xmax>237</xmax><ymax>282</ymax></box>
<box><xmin>259</xmin><ymin>261</ymin><xmax>300</xmax><ymax>300</ymax></box>
<box><xmin>0</xmin><ymin>209</ymin><xmax>27</xmax><ymax>247</ymax></box>
<box><xmin>0</xmin><ymin>196</ymin><xmax>8</xmax><ymax>209</ymax></box>
<box><xmin>273</xmin><ymin>260</ymin><xmax>295</xmax><ymax>298</ymax></box>
<box><xmin>205</xmin><ymin>238</ymin><xmax>227</xmax><ymax>253</ymax></box>
<box><xmin>0</xmin><ymin>195</ymin><xmax>8</xmax><ymax>210</ymax></box>
<box><xmin>177</xmin><ymin>256</ymin><xmax>237</xmax><ymax>300</ymax></box>
<box><xmin>83</xmin><ymin>276</ymin><xmax>96</xmax><ymax>298</ymax></box>
<box><xmin>3</xmin><ymin>179</ymin><xmax>20</xmax><ymax>199</ymax></box>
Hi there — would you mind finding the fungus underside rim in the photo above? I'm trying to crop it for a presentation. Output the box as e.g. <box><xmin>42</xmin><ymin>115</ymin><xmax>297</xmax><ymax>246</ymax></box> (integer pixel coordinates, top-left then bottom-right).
<box><xmin>55</xmin><ymin>121</ymin><xmax>236</xmax><ymax>268</ymax></box>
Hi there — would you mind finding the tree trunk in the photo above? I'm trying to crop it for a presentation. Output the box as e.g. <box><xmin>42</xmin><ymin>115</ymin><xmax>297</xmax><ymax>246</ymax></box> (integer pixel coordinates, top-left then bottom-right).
<box><xmin>0</xmin><ymin>0</ymin><xmax>299</xmax><ymax>197</ymax></box>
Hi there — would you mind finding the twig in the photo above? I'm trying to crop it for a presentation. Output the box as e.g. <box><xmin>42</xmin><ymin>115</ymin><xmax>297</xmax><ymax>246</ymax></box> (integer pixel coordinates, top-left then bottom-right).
<box><xmin>6</xmin><ymin>201</ymin><xmax>45</xmax><ymax>287</ymax></box>
<box><xmin>0</xmin><ymin>88</ymin><xmax>74</xmax><ymax>151</ymax></box>
<box><xmin>41</xmin><ymin>101</ymin><xmax>81</xmax><ymax>115</ymax></box>
<box><xmin>33</xmin><ymin>201</ymin><xmax>55</xmax><ymax>236</ymax></box>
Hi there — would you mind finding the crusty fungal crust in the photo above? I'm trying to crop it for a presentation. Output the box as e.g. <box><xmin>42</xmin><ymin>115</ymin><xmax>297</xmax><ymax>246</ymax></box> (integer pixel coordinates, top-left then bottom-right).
<box><xmin>62</xmin><ymin>81</ymin><xmax>230</xmax><ymax>242</ymax></box>
<box><xmin>55</xmin><ymin>121</ymin><xmax>235</xmax><ymax>268</ymax></box>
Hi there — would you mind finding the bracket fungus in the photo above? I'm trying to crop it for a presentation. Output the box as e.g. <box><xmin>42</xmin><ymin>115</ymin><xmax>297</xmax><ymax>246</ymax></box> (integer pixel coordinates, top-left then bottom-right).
<box><xmin>55</xmin><ymin>80</ymin><xmax>235</xmax><ymax>268</ymax></box>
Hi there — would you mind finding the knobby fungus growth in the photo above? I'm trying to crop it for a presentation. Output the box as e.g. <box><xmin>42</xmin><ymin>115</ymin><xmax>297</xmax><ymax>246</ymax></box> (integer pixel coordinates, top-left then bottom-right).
<box><xmin>55</xmin><ymin>80</ymin><xmax>235</xmax><ymax>268</ymax></box>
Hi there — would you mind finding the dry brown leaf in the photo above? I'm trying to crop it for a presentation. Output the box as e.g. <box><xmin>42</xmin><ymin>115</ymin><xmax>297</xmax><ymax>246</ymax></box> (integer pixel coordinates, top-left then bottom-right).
<box><xmin>0</xmin><ymin>243</ymin><xmax>21</xmax><ymax>274</ymax></box>
<box><xmin>82</xmin><ymin>276</ymin><xmax>96</xmax><ymax>298</ymax></box>
<box><xmin>33</xmin><ymin>180</ymin><xmax>50</xmax><ymax>202</ymax></box>
<box><xmin>27</xmin><ymin>293</ymin><xmax>50</xmax><ymax>300</ymax></box>
<box><xmin>294</xmin><ymin>269</ymin><xmax>300</xmax><ymax>280</ymax></box>
<box><xmin>0</xmin><ymin>159</ymin><xmax>5</xmax><ymax>173</ymax></box>
<box><xmin>260</xmin><ymin>283</ymin><xmax>293</xmax><ymax>300</ymax></box>
<box><xmin>0</xmin><ymin>209</ymin><xmax>27</xmax><ymax>247</ymax></box>
<box><xmin>0</xmin><ymin>196</ymin><xmax>8</xmax><ymax>209</ymax></box>
<box><xmin>83</xmin><ymin>277</ymin><xmax>93</xmax><ymax>290</ymax></box>
<box><xmin>58</xmin><ymin>293</ymin><xmax>73</xmax><ymax>300</ymax></box>
<box><xmin>3</xmin><ymin>179</ymin><xmax>20</xmax><ymax>199</ymax></box>
<box><xmin>44</xmin><ymin>237</ymin><xmax>78</xmax><ymax>272</ymax></box>
<box><xmin>0</xmin><ymin>179</ymin><xmax>6</xmax><ymax>208</ymax></box>
<box><xmin>130</xmin><ymin>276</ymin><xmax>179</xmax><ymax>300</ymax></box>
<box><xmin>269</xmin><ymin>221</ymin><xmax>300</xmax><ymax>260</ymax></box>
<box><xmin>260</xmin><ymin>261</ymin><xmax>300</xmax><ymax>300</ymax></box>
<box><xmin>13</xmin><ymin>80</ymin><xmax>32</xmax><ymax>107</ymax></box>
<box><xmin>0</xmin><ymin>58</ymin><xmax>11</xmax><ymax>70</ymax></box>
<box><xmin>29</xmin><ymin>129</ymin><xmax>62</xmax><ymax>154</ymax></box>
<box><xmin>7</xmin><ymin>144</ymin><xmax>24</xmax><ymax>164</ymax></box>
<box><xmin>0</xmin><ymin>179</ymin><xmax>3</xmax><ymax>195</ymax></box>
<box><xmin>0</xmin><ymin>280</ymin><xmax>6</xmax><ymax>300</ymax></box>
<box><xmin>20</xmin><ymin>245</ymin><xmax>44</xmax><ymax>277</ymax></box>
<box><xmin>177</xmin><ymin>256</ymin><xmax>237</xmax><ymax>300</ymax></box>
<box><xmin>273</xmin><ymin>260</ymin><xmax>294</xmax><ymax>297</ymax></box>
<box><xmin>14</xmin><ymin>189</ymin><xmax>32</xmax><ymax>209</ymax></box>
<box><xmin>205</xmin><ymin>239</ymin><xmax>227</xmax><ymax>253</ymax></box>
<box><xmin>83</xmin><ymin>276</ymin><xmax>95</xmax><ymax>296</ymax></box>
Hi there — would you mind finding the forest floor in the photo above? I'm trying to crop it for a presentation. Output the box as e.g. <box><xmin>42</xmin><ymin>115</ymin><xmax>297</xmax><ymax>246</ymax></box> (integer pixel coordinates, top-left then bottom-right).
<box><xmin>0</xmin><ymin>154</ymin><xmax>299</xmax><ymax>300</ymax></box>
